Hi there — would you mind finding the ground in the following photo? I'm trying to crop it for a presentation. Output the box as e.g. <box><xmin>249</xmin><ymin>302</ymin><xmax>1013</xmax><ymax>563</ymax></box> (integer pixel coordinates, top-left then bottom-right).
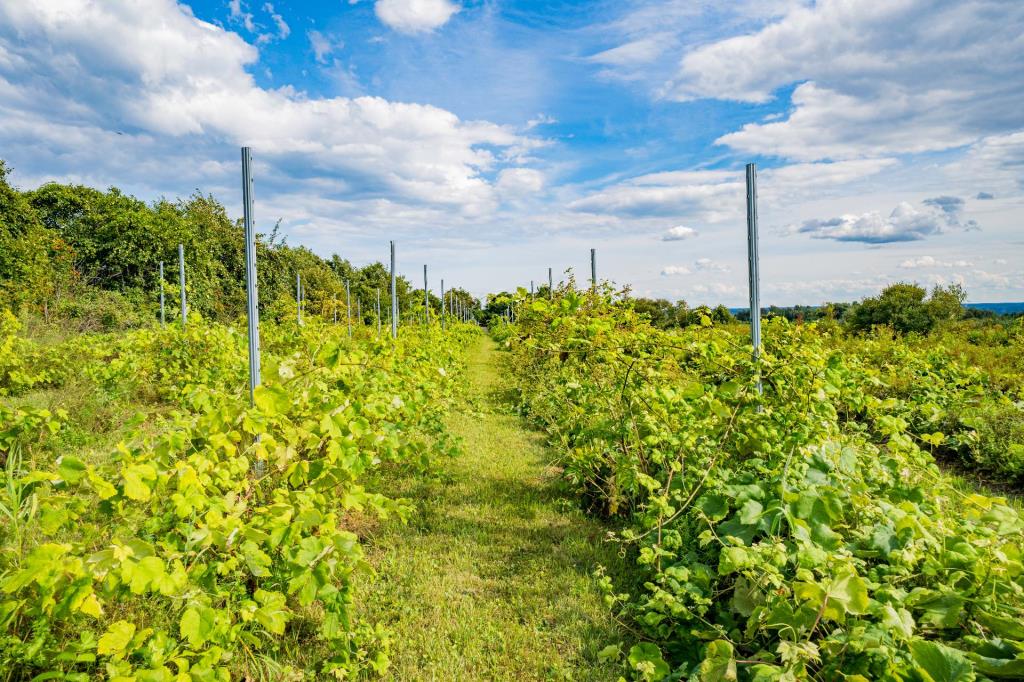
<box><xmin>353</xmin><ymin>336</ymin><xmax>624</xmax><ymax>680</ymax></box>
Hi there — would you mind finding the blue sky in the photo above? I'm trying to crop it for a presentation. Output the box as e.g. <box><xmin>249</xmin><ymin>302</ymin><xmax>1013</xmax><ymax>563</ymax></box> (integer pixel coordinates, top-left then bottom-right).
<box><xmin>1</xmin><ymin>0</ymin><xmax>1022</xmax><ymax>304</ymax></box>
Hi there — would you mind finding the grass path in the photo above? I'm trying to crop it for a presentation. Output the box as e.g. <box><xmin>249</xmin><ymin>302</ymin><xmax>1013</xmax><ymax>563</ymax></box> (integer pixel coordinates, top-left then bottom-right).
<box><xmin>353</xmin><ymin>336</ymin><xmax>623</xmax><ymax>680</ymax></box>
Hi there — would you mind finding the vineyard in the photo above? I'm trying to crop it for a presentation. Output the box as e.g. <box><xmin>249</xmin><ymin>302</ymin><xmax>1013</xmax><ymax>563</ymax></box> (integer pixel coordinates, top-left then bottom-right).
<box><xmin>498</xmin><ymin>288</ymin><xmax>1024</xmax><ymax>680</ymax></box>
<box><xmin>0</xmin><ymin>313</ymin><xmax>472</xmax><ymax>679</ymax></box>
<box><xmin>1</xmin><ymin>279</ymin><xmax>1023</xmax><ymax>680</ymax></box>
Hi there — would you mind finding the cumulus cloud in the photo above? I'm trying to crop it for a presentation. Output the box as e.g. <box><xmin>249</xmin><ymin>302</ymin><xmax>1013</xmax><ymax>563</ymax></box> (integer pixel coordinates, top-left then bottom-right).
<box><xmin>0</xmin><ymin>1</ymin><xmax>533</xmax><ymax>212</ymax></box>
<box><xmin>795</xmin><ymin>195</ymin><xmax>982</xmax><ymax>244</ymax></box>
<box><xmin>668</xmin><ymin>0</ymin><xmax>1024</xmax><ymax>162</ymax></box>
<box><xmin>495</xmin><ymin>167</ymin><xmax>544</xmax><ymax>197</ymax></box>
<box><xmin>899</xmin><ymin>256</ymin><xmax>974</xmax><ymax>269</ymax></box>
<box><xmin>570</xmin><ymin>159</ymin><xmax>894</xmax><ymax>221</ymax></box>
<box><xmin>694</xmin><ymin>257</ymin><xmax>729</xmax><ymax>272</ymax></box>
<box><xmin>923</xmin><ymin>195</ymin><xmax>963</xmax><ymax>215</ymax></box>
<box><xmin>976</xmin><ymin>191</ymin><xmax>994</xmax><ymax>200</ymax></box>
<box><xmin>922</xmin><ymin>195</ymin><xmax>979</xmax><ymax>230</ymax></box>
<box><xmin>693</xmin><ymin>282</ymin><xmax>737</xmax><ymax>296</ymax></box>
<box><xmin>661</xmin><ymin>265</ymin><xmax>690</xmax><ymax>276</ymax></box>
<box><xmin>662</xmin><ymin>225</ymin><xmax>698</xmax><ymax>241</ymax></box>
<box><xmin>374</xmin><ymin>0</ymin><xmax>460</xmax><ymax>34</ymax></box>
<box><xmin>797</xmin><ymin>203</ymin><xmax>943</xmax><ymax>243</ymax></box>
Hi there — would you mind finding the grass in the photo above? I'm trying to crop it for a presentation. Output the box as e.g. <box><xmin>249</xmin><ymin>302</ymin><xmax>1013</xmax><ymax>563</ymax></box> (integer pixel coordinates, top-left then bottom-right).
<box><xmin>352</xmin><ymin>336</ymin><xmax>626</xmax><ymax>680</ymax></box>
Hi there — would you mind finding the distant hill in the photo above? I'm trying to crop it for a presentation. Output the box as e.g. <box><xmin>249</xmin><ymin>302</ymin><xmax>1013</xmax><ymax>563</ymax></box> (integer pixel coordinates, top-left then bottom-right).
<box><xmin>729</xmin><ymin>302</ymin><xmax>1024</xmax><ymax>317</ymax></box>
<box><xmin>964</xmin><ymin>302</ymin><xmax>1024</xmax><ymax>315</ymax></box>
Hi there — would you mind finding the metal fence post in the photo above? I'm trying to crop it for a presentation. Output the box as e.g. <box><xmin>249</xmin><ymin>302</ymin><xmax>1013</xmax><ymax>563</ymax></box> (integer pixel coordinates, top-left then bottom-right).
<box><xmin>745</xmin><ymin>162</ymin><xmax>762</xmax><ymax>395</ymax></box>
<box><xmin>241</xmin><ymin>146</ymin><xmax>261</xmax><ymax>408</ymax></box>
<box><xmin>590</xmin><ymin>248</ymin><xmax>596</xmax><ymax>293</ymax></box>
<box><xmin>346</xmin><ymin>279</ymin><xmax>352</xmax><ymax>338</ymax></box>
<box><xmin>390</xmin><ymin>241</ymin><xmax>397</xmax><ymax>339</ymax></box>
<box><xmin>548</xmin><ymin>267</ymin><xmax>553</xmax><ymax>299</ymax></box>
<box><xmin>178</xmin><ymin>243</ymin><xmax>187</xmax><ymax>328</ymax></box>
<box><xmin>423</xmin><ymin>264</ymin><xmax>429</xmax><ymax>326</ymax></box>
<box><xmin>531</xmin><ymin>280</ymin><xmax>534</xmax><ymax>298</ymax></box>
<box><xmin>376</xmin><ymin>288</ymin><xmax>381</xmax><ymax>338</ymax></box>
<box><xmin>440</xmin><ymin>279</ymin><xmax>446</xmax><ymax>331</ymax></box>
<box><xmin>357</xmin><ymin>297</ymin><xmax>361</xmax><ymax>326</ymax></box>
<box><xmin>296</xmin><ymin>273</ymin><xmax>302</xmax><ymax>326</ymax></box>
<box><xmin>159</xmin><ymin>261</ymin><xmax>165</xmax><ymax>326</ymax></box>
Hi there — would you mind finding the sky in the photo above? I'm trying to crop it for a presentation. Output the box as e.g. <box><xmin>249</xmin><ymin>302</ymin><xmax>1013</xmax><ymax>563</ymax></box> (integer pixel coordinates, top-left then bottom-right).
<box><xmin>1</xmin><ymin>0</ymin><xmax>1022</xmax><ymax>306</ymax></box>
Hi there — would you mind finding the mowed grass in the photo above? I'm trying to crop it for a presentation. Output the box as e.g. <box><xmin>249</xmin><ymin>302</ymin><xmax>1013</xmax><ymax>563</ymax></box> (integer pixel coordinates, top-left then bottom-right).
<box><xmin>352</xmin><ymin>336</ymin><xmax>625</xmax><ymax>681</ymax></box>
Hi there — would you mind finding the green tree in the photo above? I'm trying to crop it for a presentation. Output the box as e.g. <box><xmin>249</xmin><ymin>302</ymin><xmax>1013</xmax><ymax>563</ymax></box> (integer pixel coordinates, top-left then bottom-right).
<box><xmin>846</xmin><ymin>282</ymin><xmax>965</xmax><ymax>335</ymax></box>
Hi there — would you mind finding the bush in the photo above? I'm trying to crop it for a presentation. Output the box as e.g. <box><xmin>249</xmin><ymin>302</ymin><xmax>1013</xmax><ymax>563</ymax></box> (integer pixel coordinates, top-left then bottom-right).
<box><xmin>846</xmin><ymin>282</ymin><xmax>965</xmax><ymax>334</ymax></box>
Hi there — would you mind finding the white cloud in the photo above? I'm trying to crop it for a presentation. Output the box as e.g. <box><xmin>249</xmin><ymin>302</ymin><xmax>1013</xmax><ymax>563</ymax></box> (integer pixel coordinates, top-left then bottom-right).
<box><xmin>262</xmin><ymin>3</ymin><xmax>290</xmax><ymax>40</ymax></box>
<box><xmin>899</xmin><ymin>256</ymin><xmax>974</xmax><ymax>269</ymax></box>
<box><xmin>795</xmin><ymin>202</ymin><xmax>944</xmax><ymax>244</ymax></box>
<box><xmin>374</xmin><ymin>0</ymin><xmax>460</xmax><ymax>34</ymax></box>
<box><xmin>793</xmin><ymin>194</ymin><xmax>982</xmax><ymax>244</ymax></box>
<box><xmin>692</xmin><ymin>282</ymin><xmax>737</xmax><ymax>295</ymax></box>
<box><xmin>587</xmin><ymin>34</ymin><xmax>673</xmax><ymax>67</ymax></box>
<box><xmin>228</xmin><ymin>0</ymin><xmax>258</xmax><ymax>32</ymax></box>
<box><xmin>496</xmin><ymin>167</ymin><xmax>544</xmax><ymax>197</ymax></box>
<box><xmin>667</xmin><ymin>0</ymin><xmax>1024</xmax><ymax>162</ymax></box>
<box><xmin>662</xmin><ymin>225</ymin><xmax>698</xmax><ymax>241</ymax></box>
<box><xmin>660</xmin><ymin>265</ymin><xmax>690</xmax><ymax>276</ymax></box>
<box><xmin>525</xmin><ymin>113</ymin><xmax>556</xmax><ymax>130</ymax></box>
<box><xmin>309</xmin><ymin>30</ymin><xmax>342</xmax><ymax>64</ymax></box>
<box><xmin>570</xmin><ymin>159</ymin><xmax>895</xmax><ymax>221</ymax></box>
<box><xmin>0</xmin><ymin>0</ymin><xmax>533</xmax><ymax>212</ymax></box>
<box><xmin>694</xmin><ymin>257</ymin><xmax>728</xmax><ymax>272</ymax></box>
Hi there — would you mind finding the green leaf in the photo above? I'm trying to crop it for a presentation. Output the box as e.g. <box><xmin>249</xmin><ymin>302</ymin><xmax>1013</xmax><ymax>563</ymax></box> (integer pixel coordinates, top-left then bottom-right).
<box><xmin>180</xmin><ymin>606</ymin><xmax>216</xmax><ymax>649</ymax></box>
<box><xmin>628</xmin><ymin>642</ymin><xmax>670</xmax><ymax>681</ymax></box>
<box><xmin>910</xmin><ymin>639</ymin><xmax>975</xmax><ymax>682</ymax></box>
<box><xmin>254</xmin><ymin>385</ymin><xmax>290</xmax><ymax>416</ymax></box>
<box><xmin>97</xmin><ymin>620</ymin><xmax>136</xmax><ymax>658</ymax></box>
<box><xmin>57</xmin><ymin>456</ymin><xmax>87</xmax><ymax>484</ymax></box>
<box><xmin>122</xmin><ymin>463</ymin><xmax>156</xmax><ymax>501</ymax></box>
<box><xmin>829</xmin><ymin>566</ymin><xmax>869</xmax><ymax>616</ymax></box>
<box><xmin>739</xmin><ymin>499</ymin><xmax>763</xmax><ymax>525</ymax></box>
<box><xmin>125</xmin><ymin>556</ymin><xmax>165</xmax><ymax>595</ymax></box>
<box><xmin>697</xmin><ymin>640</ymin><xmax>737</xmax><ymax>682</ymax></box>
<box><xmin>253</xmin><ymin>589</ymin><xmax>289</xmax><ymax>635</ymax></box>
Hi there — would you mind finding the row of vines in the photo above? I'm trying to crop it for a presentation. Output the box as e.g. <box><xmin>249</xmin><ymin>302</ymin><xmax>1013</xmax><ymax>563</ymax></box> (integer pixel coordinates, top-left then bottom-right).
<box><xmin>497</xmin><ymin>291</ymin><xmax>1024</xmax><ymax>681</ymax></box>
<box><xmin>0</xmin><ymin>312</ymin><xmax>476</xmax><ymax>680</ymax></box>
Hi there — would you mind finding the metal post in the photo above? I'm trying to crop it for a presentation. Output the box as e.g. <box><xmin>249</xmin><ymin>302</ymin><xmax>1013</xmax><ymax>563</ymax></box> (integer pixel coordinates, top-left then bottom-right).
<box><xmin>548</xmin><ymin>267</ymin><xmax>553</xmax><ymax>299</ymax></box>
<box><xmin>296</xmin><ymin>273</ymin><xmax>302</xmax><ymax>326</ymax></box>
<box><xmin>745</xmin><ymin>162</ymin><xmax>762</xmax><ymax>394</ymax></box>
<box><xmin>390</xmin><ymin>241</ymin><xmax>397</xmax><ymax>339</ymax></box>
<box><xmin>423</xmin><ymin>264</ymin><xmax>429</xmax><ymax>326</ymax></box>
<box><xmin>159</xmin><ymin>261</ymin><xmax>165</xmax><ymax>326</ymax></box>
<box><xmin>441</xmin><ymin>279</ymin><xmax>445</xmax><ymax>331</ymax></box>
<box><xmin>357</xmin><ymin>297</ymin><xmax>361</xmax><ymax>326</ymax></box>
<box><xmin>241</xmin><ymin>146</ymin><xmax>261</xmax><ymax>406</ymax></box>
<box><xmin>590</xmin><ymin>248</ymin><xmax>597</xmax><ymax>293</ymax></box>
<box><xmin>376</xmin><ymin>288</ymin><xmax>381</xmax><ymax>338</ymax></box>
<box><xmin>531</xmin><ymin>280</ymin><xmax>534</xmax><ymax>298</ymax></box>
<box><xmin>178</xmin><ymin>243</ymin><xmax>187</xmax><ymax>328</ymax></box>
<box><xmin>346</xmin><ymin>279</ymin><xmax>352</xmax><ymax>338</ymax></box>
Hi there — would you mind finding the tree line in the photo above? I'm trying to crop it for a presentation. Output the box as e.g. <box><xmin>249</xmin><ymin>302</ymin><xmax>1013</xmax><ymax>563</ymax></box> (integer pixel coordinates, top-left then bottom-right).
<box><xmin>0</xmin><ymin>160</ymin><xmax>477</xmax><ymax>330</ymax></box>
